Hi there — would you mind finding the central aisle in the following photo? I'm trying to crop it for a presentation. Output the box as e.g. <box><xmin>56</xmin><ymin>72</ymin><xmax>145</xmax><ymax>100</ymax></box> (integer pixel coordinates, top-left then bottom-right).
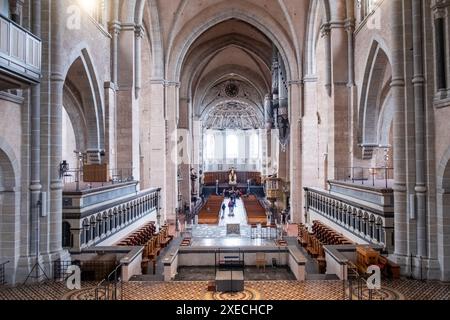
<box><xmin>218</xmin><ymin>198</ymin><xmax>248</xmax><ymax>226</ymax></box>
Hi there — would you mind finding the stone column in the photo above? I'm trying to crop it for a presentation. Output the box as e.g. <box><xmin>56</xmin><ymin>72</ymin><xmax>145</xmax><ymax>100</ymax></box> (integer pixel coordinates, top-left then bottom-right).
<box><xmin>165</xmin><ymin>82</ymin><xmax>179</xmax><ymax>223</ymax></box>
<box><xmin>390</xmin><ymin>0</ymin><xmax>408</xmax><ymax>264</ymax></box>
<box><xmin>412</xmin><ymin>0</ymin><xmax>427</xmax><ymax>259</ymax></box>
<box><xmin>48</xmin><ymin>0</ymin><xmax>68</xmax><ymax>265</ymax></box>
<box><xmin>179</xmin><ymin>97</ymin><xmax>191</xmax><ymax>205</ymax></box>
<box><xmin>289</xmin><ymin>81</ymin><xmax>303</xmax><ymax>223</ymax></box>
<box><xmin>321</xmin><ymin>23</ymin><xmax>332</xmax><ymax>96</ymax></box>
<box><xmin>117</xmin><ymin>23</ymin><xmax>140</xmax><ymax>182</ymax></box>
<box><xmin>346</xmin><ymin>0</ymin><xmax>359</xmax><ymax>169</ymax></box>
<box><xmin>192</xmin><ymin>116</ymin><xmax>202</xmax><ymax>202</ymax></box>
<box><xmin>70</xmin><ymin>228</ymin><xmax>82</xmax><ymax>253</ymax></box>
<box><xmin>135</xmin><ymin>25</ymin><xmax>144</xmax><ymax>99</ymax></box>
<box><xmin>329</xmin><ymin>3</ymin><xmax>350</xmax><ymax>178</ymax></box>
<box><xmin>29</xmin><ymin>0</ymin><xmax>41</xmax><ymax>258</ymax></box>
<box><xmin>149</xmin><ymin>80</ymin><xmax>166</xmax><ymax>222</ymax></box>
<box><xmin>345</xmin><ymin>0</ymin><xmax>355</xmax><ymax>87</ymax></box>
<box><xmin>109</xmin><ymin>0</ymin><xmax>120</xmax><ymax>85</ymax></box>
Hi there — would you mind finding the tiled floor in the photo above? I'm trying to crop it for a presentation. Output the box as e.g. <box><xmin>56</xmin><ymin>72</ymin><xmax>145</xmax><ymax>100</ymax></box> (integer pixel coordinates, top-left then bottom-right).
<box><xmin>174</xmin><ymin>266</ymin><xmax>296</xmax><ymax>281</ymax></box>
<box><xmin>0</xmin><ymin>279</ymin><xmax>448</xmax><ymax>300</ymax></box>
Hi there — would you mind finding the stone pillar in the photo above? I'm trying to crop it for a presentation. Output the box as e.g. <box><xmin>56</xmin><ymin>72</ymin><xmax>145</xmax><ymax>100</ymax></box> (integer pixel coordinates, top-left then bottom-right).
<box><xmin>412</xmin><ymin>0</ymin><xmax>427</xmax><ymax>259</ymax></box>
<box><xmin>390</xmin><ymin>0</ymin><xmax>408</xmax><ymax>265</ymax></box>
<box><xmin>134</xmin><ymin>25</ymin><xmax>143</xmax><ymax>99</ymax></box>
<box><xmin>346</xmin><ymin>0</ymin><xmax>359</xmax><ymax>170</ymax></box>
<box><xmin>289</xmin><ymin>81</ymin><xmax>303</xmax><ymax>223</ymax></box>
<box><xmin>329</xmin><ymin>2</ymin><xmax>350</xmax><ymax>178</ymax></box>
<box><xmin>70</xmin><ymin>228</ymin><xmax>82</xmax><ymax>253</ymax></box>
<box><xmin>165</xmin><ymin>83</ymin><xmax>179</xmax><ymax>223</ymax></box>
<box><xmin>48</xmin><ymin>0</ymin><xmax>69</xmax><ymax>267</ymax></box>
<box><xmin>149</xmin><ymin>81</ymin><xmax>166</xmax><ymax>223</ymax></box>
<box><xmin>29</xmin><ymin>0</ymin><xmax>41</xmax><ymax>258</ymax></box>
<box><xmin>345</xmin><ymin>0</ymin><xmax>355</xmax><ymax>87</ymax></box>
<box><xmin>321</xmin><ymin>23</ymin><xmax>332</xmax><ymax>96</ymax></box>
<box><xmin>104</xmin><ymin>82</ymin><xmax>117</xmax><ymax>170</ymax></box>
<box><xmin>179</xmin><ymin>97</ymin><xmax>191</xmax><ymax>205</ymax></box>
<box><xmin>117</xmin><ymin>23</ymin><xmax>140</xmax><ymax>182</ymax></box>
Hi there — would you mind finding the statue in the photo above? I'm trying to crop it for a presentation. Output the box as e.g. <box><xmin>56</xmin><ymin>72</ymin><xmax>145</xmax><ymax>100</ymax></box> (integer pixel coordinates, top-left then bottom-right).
<box><xmin>228</xmin><ymin>167</ymin><xmax>237</xmax><ymax>185</ymax></box>
<box><xmin>190</xmin><ymin>167</ymin><xmax>198</xmax><ymax>196</ymax></box>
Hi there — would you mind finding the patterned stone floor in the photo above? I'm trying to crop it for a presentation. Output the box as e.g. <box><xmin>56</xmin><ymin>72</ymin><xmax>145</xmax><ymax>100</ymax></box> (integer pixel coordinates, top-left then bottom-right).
<box><xmin>0</xmin><ymin>279</ymin><xmax>448</xmax><ymax>300</ymax></box>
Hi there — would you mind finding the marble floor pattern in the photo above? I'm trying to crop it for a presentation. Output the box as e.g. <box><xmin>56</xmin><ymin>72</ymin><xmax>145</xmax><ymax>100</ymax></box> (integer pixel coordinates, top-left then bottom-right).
<box><xmin>0</xmin><ymin>279</ymin><xmax>448</xmax><ymax>300</ymax></box>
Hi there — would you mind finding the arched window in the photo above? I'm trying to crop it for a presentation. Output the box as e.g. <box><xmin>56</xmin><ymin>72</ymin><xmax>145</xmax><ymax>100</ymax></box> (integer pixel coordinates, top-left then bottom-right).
<box><xmin>206</xmin><ymin>133</ymin><xmax>215</xmax><ymax>159</ymax></box>
<box><xmin>226</xmin><ymin>133</ymin><xmax>238</xmax><ymax>159</ymax></box>
<box><xmin>434</xmin><ymin>17</ymin><xmax>448</xmax><ymax>91</ymax></box>
<box><xmin>79</xmin><ymin>0</ymin><xmax>107</xmax><ymax>26</ymax></box>
<box><xmin>250</xmin><ymin>133</ymin><xmax>259</xmax><ymax>159</ymax></box>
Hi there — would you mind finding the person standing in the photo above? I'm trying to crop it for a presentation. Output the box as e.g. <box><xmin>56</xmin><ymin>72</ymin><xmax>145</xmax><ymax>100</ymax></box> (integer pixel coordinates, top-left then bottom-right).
<box><xmin>221</xmin><ymin>202</ymin><xmax>226</xmax><ymax>219</ymax></box>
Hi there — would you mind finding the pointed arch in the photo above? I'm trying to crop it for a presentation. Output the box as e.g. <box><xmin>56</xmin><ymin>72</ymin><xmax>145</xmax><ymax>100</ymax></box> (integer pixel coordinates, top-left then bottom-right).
<box><xmin>358</xmin><ymin>40</ymin><xmax>392</xmax><ymax>149</ymax></box>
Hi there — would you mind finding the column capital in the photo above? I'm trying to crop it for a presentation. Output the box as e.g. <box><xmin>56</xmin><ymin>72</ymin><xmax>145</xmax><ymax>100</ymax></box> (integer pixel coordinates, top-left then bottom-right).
<box><xmin>108</xmin><ymin>21</ymin><xmax>121</xmax><ymax>35</ymax></box>
<box><xmin>135</xmin><ymin>25</ymin><xmax>145</xmax><ymax>38</ymax></box>
<box><xmin>320</xmin><ymin>23</ymin><xmax>331</xmax><ymax>37</ymax></box>
<box><xmin>287</xmin><ymin>79</ymin><xmax>303</xmax><ymax>86</ymax></box>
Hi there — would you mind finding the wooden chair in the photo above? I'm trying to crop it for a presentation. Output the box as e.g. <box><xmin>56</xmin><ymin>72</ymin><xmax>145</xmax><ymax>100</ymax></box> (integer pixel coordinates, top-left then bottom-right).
<box><xmin>256</xmin><ymin>252</ymin><xmax>266</xmax><ymax>271</ymax></box>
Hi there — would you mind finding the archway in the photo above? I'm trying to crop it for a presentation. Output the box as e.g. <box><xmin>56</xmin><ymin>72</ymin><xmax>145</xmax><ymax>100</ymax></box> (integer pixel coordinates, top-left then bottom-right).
<box><xmin>358</xmin><ymin>41</ymin><xmax>393</xmax><ymax>164</ymax></box>
<box><xmin>0</xmin><ymin>140</ymin><xmax>19</xmax><ymax>284</ymax></box>
<box><xmin>437</xmin><ymin>149</ymin><xmax>450</xmax><ymax>281</ymax></box>
<box><xmin>62</xmin><ymin>54</ymin><xmax>105</xmax><ymax>172</ymax></box>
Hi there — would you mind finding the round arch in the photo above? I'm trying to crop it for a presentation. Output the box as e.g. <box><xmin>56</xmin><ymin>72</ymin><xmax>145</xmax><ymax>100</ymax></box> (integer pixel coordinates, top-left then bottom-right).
<box><xmin>0</xmin><ymin>138</ymin><xmax>19</xmax><ymax>283</ymax></box>
<box><xmin>166</xmin><ymin>5</ymin><xmax>299</xmax><ymax>83</ymax></box>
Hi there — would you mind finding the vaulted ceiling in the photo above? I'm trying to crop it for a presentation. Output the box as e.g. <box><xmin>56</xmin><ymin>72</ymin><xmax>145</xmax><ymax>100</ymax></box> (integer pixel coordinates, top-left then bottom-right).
<box><xmin>181</xmin><ymin>19</ymin><xmax>273</xmax><ymax>130</ymax></box>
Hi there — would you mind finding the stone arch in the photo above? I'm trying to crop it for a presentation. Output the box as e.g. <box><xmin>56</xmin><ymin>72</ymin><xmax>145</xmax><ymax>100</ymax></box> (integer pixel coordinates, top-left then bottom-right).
<box><xmin>437</xmin><ymin>147</ymin><xmax>450</xmax><ymax>281</ymax></box>
<box><xmin>358</xmin><ymin>41</ymin><xmax>392</xmax><ymax>151</ymax></box>
<box><xmin>304</xmin><ymin>0</ymin><xmax>330</xmax><ymax>77</ymax></box>
<box><xmin>376</xmin><ymin>217</ymin><xmax>384</xmax><ymax>243</ymax></box>
<box><xmin>166</xmin><ymin>6</ymin><xmax>298</xmax><ymax>83</ymax></box>
<box><xmin>63</xmin><ymin>50</ymin><xmax>105</xmax><ymax>154</ymax></box>
<box><xmin>0</xmin><ymin>138</ymin><xmax>20</xmax><ymax>283</ymax></box>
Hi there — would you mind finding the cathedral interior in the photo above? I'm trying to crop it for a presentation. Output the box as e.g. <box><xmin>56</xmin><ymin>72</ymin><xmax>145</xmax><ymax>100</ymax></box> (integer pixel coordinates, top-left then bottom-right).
<box><xmin>0</xmin><ymin>0</ymin><xmax>449</xmax><ymax>301</ymax></box>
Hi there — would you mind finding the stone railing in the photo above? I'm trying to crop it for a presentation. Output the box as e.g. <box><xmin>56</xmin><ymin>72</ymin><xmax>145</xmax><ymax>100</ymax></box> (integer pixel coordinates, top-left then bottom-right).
<box><xmin>0</xmin><ymin>15</ymin><xmax>41</xmax><ymax>85</ymax></box>
<box><xmin>65</xmin><ymin>188</ymin><xmax>161</xmax><ymax>251</ymax></box>
<box><xmin>304</xmin><ymin>187</ymin><xmax>394</xmax><ymax>252</ymax></box>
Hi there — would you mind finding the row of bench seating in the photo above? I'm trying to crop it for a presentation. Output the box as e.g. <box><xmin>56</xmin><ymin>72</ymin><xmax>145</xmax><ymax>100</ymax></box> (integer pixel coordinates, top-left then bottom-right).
<box><xmin>312</xmin><ymin>221</ymin><xmax>354</xmax><ymax>245</ymax></box>
<box><xmin>243</xmin><ymin>195</ymin><xmax>267</xmax><ymax>225</ymax></box>
<box><xmin>198</xmin><ymin>195</ymin><xmax>223</xmax><ymax>224</ymax></box>
<box><xmin>298</xmin><ymin>222</ymin><xmax>353</xmax><ymax>274</ymax></box>
<box><xmin>116</xmin><ymin>222</ymin><xmax>156</xmax><ymax>246</ymax></box>
<box><xmin>141</xmin><ymin>225</ymin><xmax>173</xmax><ymax>274</ymax></box>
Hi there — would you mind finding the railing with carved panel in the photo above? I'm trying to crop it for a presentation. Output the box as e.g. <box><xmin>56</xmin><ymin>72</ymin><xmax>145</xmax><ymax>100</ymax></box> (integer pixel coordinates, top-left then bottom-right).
<box><xmin>0</xmin><ymin>15</ymin><xmax>41</xmax><ymax>86</ymax></box>
<box><xmin>304</xmin><ymin>187</ymin><xmax>394</xmax><ymax>252</ymax></box>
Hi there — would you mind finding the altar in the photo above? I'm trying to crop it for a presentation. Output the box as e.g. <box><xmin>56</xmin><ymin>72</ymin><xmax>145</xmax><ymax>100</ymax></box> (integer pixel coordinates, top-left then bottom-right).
<box><xmin>215</xmin><ymin>270</ymin><xmax>244</xmax><ymax>292</ymax></box>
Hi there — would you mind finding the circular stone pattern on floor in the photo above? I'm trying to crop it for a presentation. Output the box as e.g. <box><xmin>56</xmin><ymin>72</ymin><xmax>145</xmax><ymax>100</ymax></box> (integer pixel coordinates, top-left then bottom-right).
<box><xmin>347</xmin><ymin>285</ymin><xmax>405</xmax><ymax>300</ymax></box>
<box><xmin>205</xmin><ymin>288</ymin><xmax>261</xmax><ymax>300</ymax></box>
<box><xmin>62</xmin><ymin>287</ymin><xmax>102</xmax><ymax>300</ymax></box>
